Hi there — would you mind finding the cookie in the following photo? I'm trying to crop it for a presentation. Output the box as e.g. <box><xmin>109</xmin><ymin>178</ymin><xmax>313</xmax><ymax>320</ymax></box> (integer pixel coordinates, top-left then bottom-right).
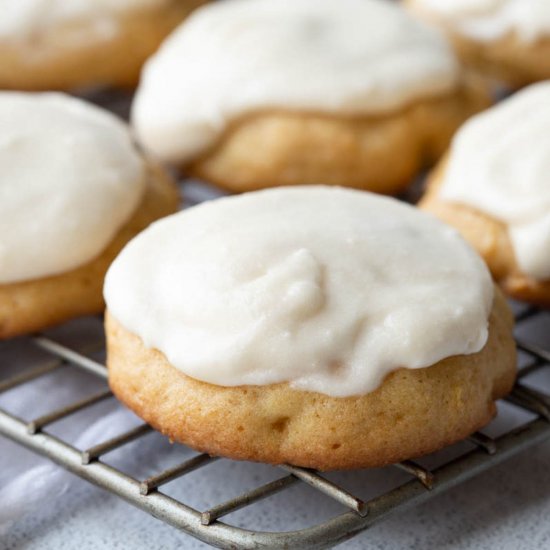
<box><xmin>132</xmin><ymin>0</ymin><xmax>490</xmax><ymax>194</ymax></box>
<box><xmin>0</xmin><ymin>0</ymin><xmax>209</xmax><ymax>90</ymax></box>
<box><xmin>0</xmin><ymin>92</ymin><xmax>179</xmax><ymax>338</ymax></box>
<box><xmin>105</xmin><ymin>186</ymin><xmax>516</xmax><ymax>470</ymax></box>
<box><xmin>420</xmin><ymin>82</ymin><xmax>550</xmax><ymax>305</ymax></box>
<box><xmin>406</xmin><ymin>0</ymin><xmax>550</xmax><ymax>88</ymax></box>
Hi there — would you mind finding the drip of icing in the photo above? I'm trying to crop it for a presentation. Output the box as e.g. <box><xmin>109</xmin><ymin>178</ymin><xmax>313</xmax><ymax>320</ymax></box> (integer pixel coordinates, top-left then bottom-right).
<box><xmin>0</xmin><ymin>92</ymin><xmax>146</xmax><ymax>284</ymax></box>
<box><xmin>440</xmin><ymin>81</ymin><xmax>550</xmax><ymax>280</ymax></box>
<box><xmin>105</xmin><ymin>186</ymin><xmax>493</xmax><ymax>398</ymax></box>
<box><xmin>132</xmin><ymin>0</ymin><xmax>459</xmax><ymax>164</ymax></box>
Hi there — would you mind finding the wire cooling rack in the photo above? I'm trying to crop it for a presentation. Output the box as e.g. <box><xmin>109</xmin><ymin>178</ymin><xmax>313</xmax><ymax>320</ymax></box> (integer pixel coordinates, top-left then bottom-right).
<box><xmin>0</xmin><ymin>302</ymin><xmax>549</xmax><ymax>549</ymax></box>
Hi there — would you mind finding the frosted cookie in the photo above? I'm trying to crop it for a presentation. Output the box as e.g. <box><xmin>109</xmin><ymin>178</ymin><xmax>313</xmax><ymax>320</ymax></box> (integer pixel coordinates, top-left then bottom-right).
<box><xmin>105</xmin><ymin>186</ymin><xmax>516</xmax><ymax>470</ymax></box>
<box><xmin>420</xmin><ymin>82</ymin><xmax>550</xmax><ymax>306</ymax></box>
<box><xmin>0</xmin><ymin>0</ymin><xmax>210</xmax><ymax>91</ymax></box>
<box><xmin>132</xmin><ymin>0</ymin><xmax>490</xmax><ymax>194</ymax></box>
<box><xmin>406</xmin><ymin>0</ymin><xmax>550</xmax><ymax>87</ymax></box>
<box><xmin>0</xmin><ymin>92</ymin><xmax>179</xmax><ymax>339</ymax></box>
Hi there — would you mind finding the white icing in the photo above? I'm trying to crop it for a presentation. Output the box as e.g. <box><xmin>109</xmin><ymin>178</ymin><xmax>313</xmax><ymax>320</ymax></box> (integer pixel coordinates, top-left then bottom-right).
<box><xmin>0</xmin><ymin>92</ymin><xmax>146</xmax><ymax>284</ymax></box>
<box><xmin>0</xmin><ymin>0</ymin><xmax>170</xmax><ymax>39</ymax></box>
<box><xmin>414</xmin><ymin>0</ymin><xmax>550</xmax><ymax>42</ymax></box>
<box><xmin>132</xmin><ymin>0</ymin><xmax>460</xmax><ymax>164</ymax></box>
<box><xmin>104</xmin><ymin>186</ymin><xmax>493</xmax><ymax>398</ymax></box>
<box><xmin>440</xmin><ymin>81</ymin><xmax>550</xmax><ymax>280</ymax></box>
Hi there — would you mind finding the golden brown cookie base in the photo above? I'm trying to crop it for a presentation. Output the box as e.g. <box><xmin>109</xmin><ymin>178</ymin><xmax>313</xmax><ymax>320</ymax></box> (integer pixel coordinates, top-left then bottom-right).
<box><xmin>451</xmin><ymin>34</ymin><xmax>550</xmax><ymax>89</ymax></box>
<box><xmin>0</xmin><ymin>162</ymin><xmax>179</xmax><ymax>339</ymax></box>
<box><xmin>187</xmin><ymin>76</ymin><xmax>490</xmax><ymax>194</ymax></box>
<box><xmin>0</xmin><ymin>1</ymin><xmax>208</xmax><ymax>91</ymax></box>
<box><xmin>406</xmin><ymin>1</ymin><xmax>550</xmax><ymax>88</ymax></box>
<box><xmin>107</xmin><ymin>289</ymin><xmax>516</xmax><ymax>470</ymax></box>
<box><xmin>420</xmin><ymin>161</ymin><xmax>550</xmax><ymax>306</ymax></box>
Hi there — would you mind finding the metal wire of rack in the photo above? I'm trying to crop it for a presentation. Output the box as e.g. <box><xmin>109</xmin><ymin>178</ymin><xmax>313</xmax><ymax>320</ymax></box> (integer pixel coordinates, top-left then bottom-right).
<box><xmin>0</xmin><ymin>304</ymin><xmax>549</xmax><ymax>549</ymax></box>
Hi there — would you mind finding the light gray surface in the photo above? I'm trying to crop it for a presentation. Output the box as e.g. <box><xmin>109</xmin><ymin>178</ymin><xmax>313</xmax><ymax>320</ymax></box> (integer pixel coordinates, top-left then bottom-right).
<box><xmin>1</xmin><ymin>422</ymin><xmax>550</xmax><ymax>550</ymax></box>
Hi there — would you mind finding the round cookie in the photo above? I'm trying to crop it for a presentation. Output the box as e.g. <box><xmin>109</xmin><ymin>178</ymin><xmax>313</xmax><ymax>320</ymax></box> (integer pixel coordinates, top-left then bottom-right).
<box><xmin>104</xmin><ymin>186</ymin><xmax>516</xmax><ymax>470</ymax></box>
<box><xmin>420</xmin><ymin>82</ymin><xmax>550</xmax><ymax>306</ymax></box>
<box><xmin>406</xmin><ymin>0</ymin><xmax>550</xmax><ymax>88</ymax></box>
<box><xmin>132</xmin><ymin>0</ymin><xmax>490</xmax><ymax>194</ymax></box>
<box><xmin>0</xmin><ymin>93</ymin><xmax>179</xmax><ymax>338</ymax></box>
<box><xmin>106</xmin><ymin>292</ymin><xmax>514</xmax><ymax>470</ymax></box>
<box><xmin>0</xmin><ymin>0</ymin><xmax>210</xmax><ymax>91</ymax></box>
